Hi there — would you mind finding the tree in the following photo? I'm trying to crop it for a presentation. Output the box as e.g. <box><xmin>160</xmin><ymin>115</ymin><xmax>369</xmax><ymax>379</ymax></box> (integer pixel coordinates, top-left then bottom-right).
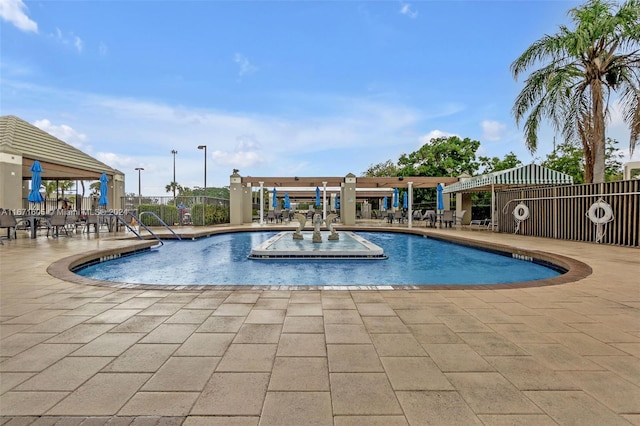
<box><xmin>165</xmin><ymin>181</ymin><xmax>183</xmax><ymax>196</ymax></box>
<box><xmin>397</xmin><ymin>136</ymin><xmax>481</xmax><ymax>177</ymax></box>
<box><xmin>362</xmin><ymin>160</ymin><xmax>399</xmax><ymax>177</ymax></box>
<box><xmin>511</xmin><ymin>0</ymin><xmax>640</xmax><ymax>183</ymax></box>
<box><xmin>541</xmin><ymin>137</ymin><xmax>624</xmax><ymax>183</ymax></box>
<box><xmin>478</xmin><ymin>152</ymin><xmax>523</xmax><ymax>174</ymax></box>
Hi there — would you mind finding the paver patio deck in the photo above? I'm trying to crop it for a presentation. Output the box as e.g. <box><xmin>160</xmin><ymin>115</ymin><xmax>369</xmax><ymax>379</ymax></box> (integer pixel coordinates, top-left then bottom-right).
<box><xmin>0</xmin><ymin>224</ymin><xmax>638</xmax><ymax>425</ymax></box>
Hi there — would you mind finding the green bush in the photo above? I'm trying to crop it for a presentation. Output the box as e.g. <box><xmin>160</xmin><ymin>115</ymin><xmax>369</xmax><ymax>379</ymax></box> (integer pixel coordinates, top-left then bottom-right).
<box><xmin>190</xmin><ymin>204</ymin><xmax>230</xmax><ymax>226</ymax></box>
<box><xmin>138</xmin><ymin>204</ymin><xmax>179</xmax><ymax>226</ymax></box>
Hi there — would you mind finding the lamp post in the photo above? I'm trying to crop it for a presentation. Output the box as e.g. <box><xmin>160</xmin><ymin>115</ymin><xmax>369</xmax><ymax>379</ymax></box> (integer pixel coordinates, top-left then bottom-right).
<box><xmin>197</xmin><ymin>145</ymin><xmax>207</xmax><ymax>226</ymax></box>
<box><xmin>171</xmin><ymin>149</ymin><xmax>178</xmax><ymax>205</ymax></box>
<box><xmin>134</xmin><ymin>167</ymin><xmax>144</xmax><ymax>206</ymax></box>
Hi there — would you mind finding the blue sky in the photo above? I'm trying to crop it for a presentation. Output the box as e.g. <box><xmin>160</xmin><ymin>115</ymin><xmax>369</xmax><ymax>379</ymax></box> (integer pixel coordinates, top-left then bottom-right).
<box><xmin>1</xmin><ymin>0</ymin><xmax>636</xmax><ymax>195</ymax></box>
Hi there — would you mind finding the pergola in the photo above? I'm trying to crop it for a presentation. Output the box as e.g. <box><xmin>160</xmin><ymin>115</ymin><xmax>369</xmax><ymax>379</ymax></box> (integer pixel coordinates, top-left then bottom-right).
<box><xmin>231</xmin><ymin>174</ymin><xmax>460</xmax><ymax>226</ymax></box>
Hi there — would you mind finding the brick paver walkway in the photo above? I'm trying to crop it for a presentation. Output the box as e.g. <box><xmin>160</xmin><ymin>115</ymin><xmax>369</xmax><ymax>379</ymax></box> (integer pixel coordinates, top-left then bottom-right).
<box><xmin>1</xmin><ymin>226</ymin><xmax>638</xmax><ymax>425</ymax></box>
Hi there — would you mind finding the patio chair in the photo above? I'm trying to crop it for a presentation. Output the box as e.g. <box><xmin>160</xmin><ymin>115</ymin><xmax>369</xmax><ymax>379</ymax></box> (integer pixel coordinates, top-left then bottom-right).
<box><xmin>441</xmin><ymin>210</ymin><xmax>454</xmax><ymax>228</ymax></box>
<box><xmin>422</xmin><ymin>210</ymin><xmax>436</xmax><ymax>228</ymax></box>
<box><xmin>0</xmin><ymin>209</ymin><xmax>19</xmax><ymax>240</ymax></box>
<box><xmin>266</xmin><ymin>210</ymin><xmax>277</xmax><ymax>223</ymax></box>
<box><xmin>47</xmin><ymin>213</ymin><xmax>71</xmax><ymax>237</ymax></box>
<box><xmin>454</xmin><ymin>209</ymin><xmax>467</xmax><ymax>226</ymax></box>
<box><xmin>393</xmin><ymin>210</ymin><xmax>404</xmax><ymax>224</ymax></box>
<box><xmin>84</xmin><ymin>214</ymin><xmax>100</xmax><ymax>234</ymax></box>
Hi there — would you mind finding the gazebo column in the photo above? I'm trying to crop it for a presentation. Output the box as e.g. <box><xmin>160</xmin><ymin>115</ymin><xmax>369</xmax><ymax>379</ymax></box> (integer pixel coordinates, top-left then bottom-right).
<box><xmin>0</xmin><ymin>147</ymin><xmax>23</xmax><ymax>210</ymax></box>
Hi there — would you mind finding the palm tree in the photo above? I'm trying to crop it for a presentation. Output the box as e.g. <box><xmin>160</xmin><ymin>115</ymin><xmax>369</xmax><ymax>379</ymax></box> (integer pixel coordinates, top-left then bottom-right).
<box><xmin>511</xmin><ymin>0</ymin><xmax>640</xmax><ymax>183</ymax></box>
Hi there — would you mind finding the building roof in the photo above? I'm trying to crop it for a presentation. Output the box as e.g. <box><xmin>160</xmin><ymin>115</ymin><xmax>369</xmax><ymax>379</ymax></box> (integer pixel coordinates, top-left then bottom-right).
<box><xmin>0</xmin><ymin>115</ymin><xmax>121</xmax><ymax>180</ymax></box>
<box><xmin>442</xmin><ymin>163</ymin><xmax>574</xmax><ymax>193</ymax></box>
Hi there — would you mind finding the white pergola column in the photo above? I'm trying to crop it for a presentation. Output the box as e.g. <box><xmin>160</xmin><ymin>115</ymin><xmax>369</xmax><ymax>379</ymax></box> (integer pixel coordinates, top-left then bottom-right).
<box><xmin>322</xmin><ymin>181</ymin><xmax>327</xmax><ymax>220</ymax></box>
<box><xmin>407</xmin><ymin>181</ymin><xmax>413</xmax><ymax>228</ymax></box>
<box><xmin>259</xmin><ymin>181</ymin><xmax>264</xmax><ymax>225</ymax></box>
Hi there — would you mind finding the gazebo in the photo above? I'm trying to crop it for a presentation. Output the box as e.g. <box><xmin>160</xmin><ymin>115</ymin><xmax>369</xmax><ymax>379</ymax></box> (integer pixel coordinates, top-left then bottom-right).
<box><xmin>442</xmin><ymin>163</ymin><xmax>574</xmax><ymax>229</ymax></box>
<box><xmin>0</xmin><ymin>115</ymin><xmax>125</xmax><ymax>211</ymax></box>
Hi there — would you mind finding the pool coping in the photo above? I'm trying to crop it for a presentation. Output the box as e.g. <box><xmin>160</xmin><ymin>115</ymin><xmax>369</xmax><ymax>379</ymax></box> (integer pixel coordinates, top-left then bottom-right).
<box><xmin>47</xmin><ymin>226</ymin><xmax>593</xmax><ymax>291</ymax></box>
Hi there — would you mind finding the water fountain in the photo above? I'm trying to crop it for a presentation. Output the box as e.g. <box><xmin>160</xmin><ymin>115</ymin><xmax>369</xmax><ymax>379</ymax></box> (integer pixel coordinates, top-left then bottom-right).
<box><xmin>248</xmin><ymin>213</ymin><xmax>386</xmax><ymax>259</ymax></box>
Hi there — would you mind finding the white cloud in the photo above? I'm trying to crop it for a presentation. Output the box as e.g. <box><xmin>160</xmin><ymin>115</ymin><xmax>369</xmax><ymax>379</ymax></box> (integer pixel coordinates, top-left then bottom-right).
<box><xmin>399</xmin><ymin>2</ymin><xmax>418</xmax><ymax>18</ymax></box>
<box><xmin>481</xmin><ymin>120</ymin><xmax>507</xmax><ymax>141</ymax></box>
<box><xmin>51</xmin><ymin>28</ymin><xmax>84</xmax><ymax>53</ymax></box>
<box><xmin>234</xmin><ymin>53</ymin><xmax>258</xmax><ymax>78</ymax></box>
<box><xmin>212</xmin><ymin>149</ymin><xmax>264</xmax><ymax>169</ymax></box>
<box><xmin>418</xmin><ymin>130</ymin><xmax>458</xmax><ymax>146</ymax></box>
<box><xmin>74</xmin><ymin>36</ymin><xmax>83</xmax><ymax>53</ymax></box>
<box><xmin>0</xmin><ymin>0</ymin><xmax>37</xmax><ymax>33</ymax></box>
<box><xmin>32</xmin><ymin>119</ymin><xmax>90</xmax><ymax>150</ymax></box>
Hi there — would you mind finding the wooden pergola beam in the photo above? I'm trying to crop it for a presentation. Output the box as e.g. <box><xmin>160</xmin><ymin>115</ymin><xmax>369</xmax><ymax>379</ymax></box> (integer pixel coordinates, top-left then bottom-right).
<box><xmin>241</xmin><ymin>176</ymin><xmax>459</xmax><ymax>189</ymax></box>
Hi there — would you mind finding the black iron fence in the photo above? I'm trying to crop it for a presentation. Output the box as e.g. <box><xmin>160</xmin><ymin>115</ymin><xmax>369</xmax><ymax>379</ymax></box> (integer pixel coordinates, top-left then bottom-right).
<box><xmin>496</xmin><ymin>180</ymin><xmax>639</xmax><ymax>247</ymax></box>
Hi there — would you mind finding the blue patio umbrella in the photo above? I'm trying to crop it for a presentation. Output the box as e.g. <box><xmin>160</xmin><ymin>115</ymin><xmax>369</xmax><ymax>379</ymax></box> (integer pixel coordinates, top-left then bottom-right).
<box><xmin>334</xmin><ymin>195</ymin><xmax>340</xmax><ymax>210</ymax></box>
<box><xmin>403</xmin><ymin>192</ymin><xmax>408</xmax><ymax>209</ymax></box>
<box><xmin>315</xmin><ymin>187</ymin><xmax>321</xmax><ymax>207</ymax></box>
<box><xmin>393</xmin><ymin>188</ymin><xmax>399</xmax><ymax>208</ymax></box>
<box><xmin>284</xmin><ymin>193</ymin><xmax>290</xmax><ymax>209</ymax></box>
<box><xmin>99</xmin><ymin>173</ymin><xmax>109</xmax><ymax>207</ymax></box>
<box><xmin>382</xmin><ymin>196</ymin><xmax>388</xmax><ymax>211</ymax></box>
<box><xmin>437</xmin><ymin>183</ymin><xmax>444</xmax><ymax>210</ymax></box>
<box><xmin>272</xmin><ymin>188</ymin><xmax>277</xmax><ymax>208</ymax></box>
<box><xmin>27</xmin><ymin>161</ymin><xmax>44</xmax><ymax>203</ymax></box>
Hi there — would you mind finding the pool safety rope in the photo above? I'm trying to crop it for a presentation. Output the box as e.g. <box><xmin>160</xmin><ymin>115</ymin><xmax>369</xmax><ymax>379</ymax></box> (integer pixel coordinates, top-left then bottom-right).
<box><xmin>587</xmin><ymin>198</ymin><xmax>614</xmax><ymax>243</ymax></box>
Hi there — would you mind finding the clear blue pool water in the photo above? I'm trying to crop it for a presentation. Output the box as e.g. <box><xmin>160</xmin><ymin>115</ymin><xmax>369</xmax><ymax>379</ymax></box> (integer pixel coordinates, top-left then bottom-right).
<box><xmin>75</xmin><ymin>231</ymin><xmax>561</xmax><ymax>286</ymax></box>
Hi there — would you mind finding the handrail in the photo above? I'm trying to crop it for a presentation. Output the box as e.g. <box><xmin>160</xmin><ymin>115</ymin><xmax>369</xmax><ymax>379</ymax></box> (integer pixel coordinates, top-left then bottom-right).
<box><xmin>106</xmin><ymin>212</ymin><xmax>163</xmax><ymax>246</ymax></box>
<box><xmin>138</xmin><ymin>212</ymin><xmax>182</xmax><ymax>241</ymax></box>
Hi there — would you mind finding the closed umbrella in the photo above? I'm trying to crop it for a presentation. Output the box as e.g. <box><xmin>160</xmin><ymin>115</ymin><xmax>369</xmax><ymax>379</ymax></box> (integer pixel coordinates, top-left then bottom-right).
<box><xmin>284</xmin><ymin>193</ymin><xmax>290</xmax><ymax>210</ymax></box>
<box><xmin>334</xmin><ymin>195</ymin><xmax>340</xmax><ymax>210</ymax></box>
<box><xmin>27</xmin><ymin>161</ymin><xmax>44</xmax><ymax>204</ymax></box>
<box><xmin>99</xmin><ymin>173</ymin><xmax>109</xmax><ymax>207</ymax></box>
<box><xmin>315</xmin><ymin>187</ymin><xmax>321</xmax><ymax>207</ymax></box>
<box><xmin>393</xmin><ymin>188</ymin><xmax>399</xmax><ymax>208</ymax></box>
<box><xmin>437</xmin><ymin>183</ymin><xmax>444</xmax><ymax>211</ymax></box>
<box><xmin>272</xmin><ymin>188</ymin><xmax>277</xmax><ymax>208</ymax></box>
<box><xmin>382</xmin><ymin>196</ymin><xmax>388</xmax><ymax>211</ymax></box>
<box><xmin>403</xmin><ymin>192</ymin><xmax>408</xmax><ymax>209</ymax></box>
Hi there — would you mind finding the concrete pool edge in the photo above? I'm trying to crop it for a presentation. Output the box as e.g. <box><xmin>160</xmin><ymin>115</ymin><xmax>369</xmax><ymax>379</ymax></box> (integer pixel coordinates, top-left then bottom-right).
<box><xmin>47</xmin><ymin>226</ymin><xmax>592</xmax><ymax>291</ymax></box>
<box><xmin>47</xmin><ymin>227</ymin><xmax>593</xmax><ymax>291</ymax></box>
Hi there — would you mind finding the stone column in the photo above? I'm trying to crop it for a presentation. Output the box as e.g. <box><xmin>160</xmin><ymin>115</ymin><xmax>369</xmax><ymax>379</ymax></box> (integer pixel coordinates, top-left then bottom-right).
<box><xmin>243</xmin><ymin>183</ymin><xmax>253</xmax><ymax>223</ymax></box>
<box><xmin>407</xmin><ymin>181</ymin><xmax>413</xmax><ymax>228</ymax></box>
<box><xmin>322</xmin><ymin>181</ymin><xmax>327</xmax><ymax>220</ymax></box>
<box><xmin>229</xmin><ymin>171</ymin><xmax>244</xmax><ymax>225</ymax></box>
<box><xmin>342</xmin><ymin>173</ymin><xmax>357</xmax><ymax>226</ymax></box>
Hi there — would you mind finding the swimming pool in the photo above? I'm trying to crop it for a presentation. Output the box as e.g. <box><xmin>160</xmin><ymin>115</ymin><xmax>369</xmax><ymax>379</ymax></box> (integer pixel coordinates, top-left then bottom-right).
<box><xmin>75</xmin><ymin>231</ymin><xmax>562</xmax><ymax>286</ymax></box>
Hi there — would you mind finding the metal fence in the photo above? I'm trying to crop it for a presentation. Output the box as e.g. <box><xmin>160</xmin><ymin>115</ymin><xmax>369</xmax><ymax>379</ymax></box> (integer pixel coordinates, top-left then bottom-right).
<box><xmin>121</xmin><ymin>195</ymin><xmax>230</xmax><ymax>226</ymax></box>
<box><xmin>496</xmin><ymin>180</ymin><xmax>639</xmax><ymax>247</ymax></box>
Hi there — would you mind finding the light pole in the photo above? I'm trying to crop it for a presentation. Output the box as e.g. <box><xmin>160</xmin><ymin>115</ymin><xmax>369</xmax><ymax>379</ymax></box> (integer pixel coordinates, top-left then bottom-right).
<box><xmin>135</xmin><ymin>167</ymin><xmax>144</xmax><ymax>206</ymax></box>
<box><xmin>171</xmin><ymin>149</ymin><xmax>178</xmax><ymax>205</ymax></box>
<box><xmin>197</xmin><ymin>145</ymin><xmax>207</xmax><ymax>226</ymax></box>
